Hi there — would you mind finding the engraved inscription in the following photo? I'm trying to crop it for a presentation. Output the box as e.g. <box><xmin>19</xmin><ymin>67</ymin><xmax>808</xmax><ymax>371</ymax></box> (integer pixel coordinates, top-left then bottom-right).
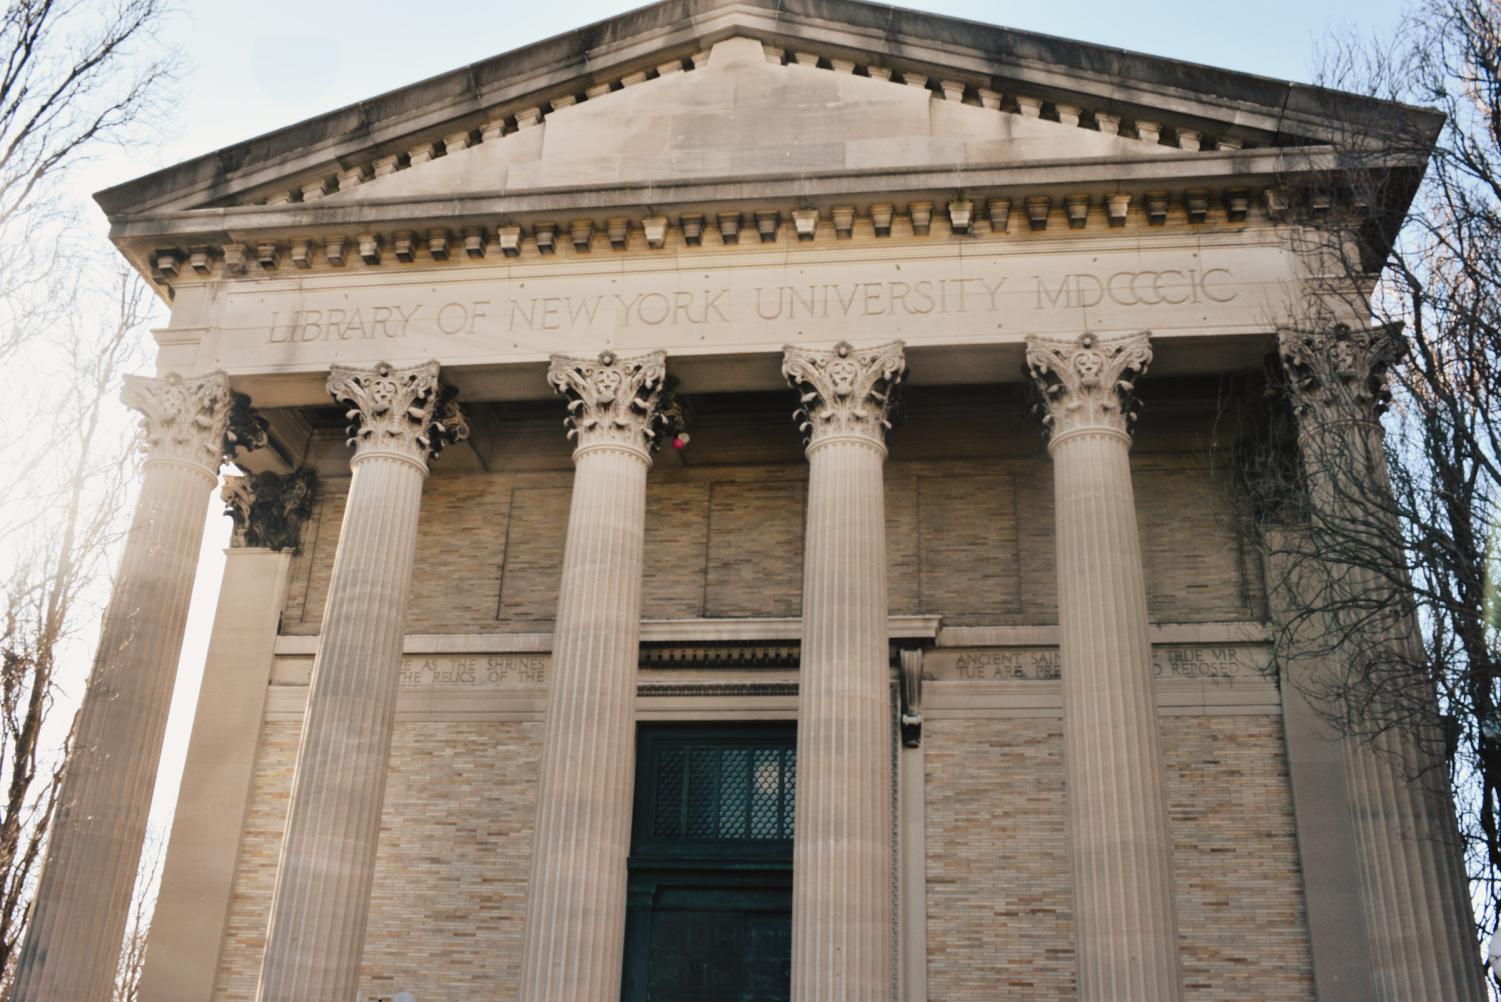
<box><xmin>212</xmin><ymin>245</ymin><xmax>1300</xmax><ymax>373</ymax></box>
<box><xmin>1032</xmin><ymin>268</ymin><xmax>1235</xmax><ymax>309</ymax></box>
<box><xmin>398</xmin><ymin>654</ymin><xmax>548</xmax><ymax>688</ymax></box>
<box><xmin>926</xmin><ymin>644</ymin><xmax>1269</xmax><ymax>682</ymax></box>
<box><xmin>255</xmin><ymin>264</ymin><xmax>1245</xmax><ymax>345</ymax></box>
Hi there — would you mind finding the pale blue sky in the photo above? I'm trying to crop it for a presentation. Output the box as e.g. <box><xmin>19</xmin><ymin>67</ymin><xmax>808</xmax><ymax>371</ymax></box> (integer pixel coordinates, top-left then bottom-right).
<box><xmin>83</xmin><ymin>0</ymin><xmax>1411</xmax><ymax>833</ymax></box>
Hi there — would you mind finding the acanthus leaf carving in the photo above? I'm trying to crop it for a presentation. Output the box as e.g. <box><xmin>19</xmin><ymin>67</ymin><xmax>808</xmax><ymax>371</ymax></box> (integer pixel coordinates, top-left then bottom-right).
<box><xmin>547</xmin><ymin>350</ymin><xmax>668</xmax><ymax>457</ymax></box>
<box><xmin>1278</xmin><ymin>323</ymin><xmax>1406</xmax><ymax>427</ymax></box>
<box><xmin>1024</xmin><ymin>331</ymin><xmax>1152</xmax><ymax>440</ymax></box>
<box><xmin>327</xmin><ymin>360</ymin><xmax>468</xmax><ymax>467</ymax></box>
<box><xmin>121</xmin><ymin>370</ymin><xmax>259</xmax><ymax>476</ymax></box>
<box><xmin>225</xmin><ymin>390</ymin><xmax>270</xmax><ymax>457</ymax></box>
<box><xmin>781</xmin><ymin>340</ymin><xmax>906</xmax><ymax>449</ymax></box>
<box><xmin>222</xmin><ymin>469</ymin><xmax>318</xmax><ymax>551</ymax></box>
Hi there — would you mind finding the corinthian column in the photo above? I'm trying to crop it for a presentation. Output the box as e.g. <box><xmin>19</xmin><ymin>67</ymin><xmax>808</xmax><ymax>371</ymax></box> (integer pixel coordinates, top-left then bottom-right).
<box><xmin>257</xmin><ymin>362</ymin><xmax>465</xmax><ymax>1002</ymax></box>
<box><xmin>12</xmin><ymin>372</ymin><xmax>259</xmax><ymax>1002</ymax></box>
<box><xmin>1025</xmin><ymin>331</ymin><xmax>1183</xmax><ymax>1002</ymax></box>
<box><xmin>782</xmin><ymin>339</ymin><xmax>906</xmax><ymax>1002</ymax></box>
<box><xmin>518</xmin><ymin>350</ymin><xmax>667</xmax><ymax>1002</ymax></box>
<box><xmin>1280</xmin><ymin>324</ymin><xmax>1486</xmax><ymax>1001</ymax></box>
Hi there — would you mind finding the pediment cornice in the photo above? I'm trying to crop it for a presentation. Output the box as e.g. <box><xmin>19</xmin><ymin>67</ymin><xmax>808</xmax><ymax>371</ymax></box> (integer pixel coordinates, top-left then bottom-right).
<box><xmin>98</xmin><ymin>0</ymin><xmax>1439</xmax><ymax>216</ymax></box>
<box><xmin>99</xmin><ymin>0</ymin><xmax>1440</xmax><ymax>293</ymax></box>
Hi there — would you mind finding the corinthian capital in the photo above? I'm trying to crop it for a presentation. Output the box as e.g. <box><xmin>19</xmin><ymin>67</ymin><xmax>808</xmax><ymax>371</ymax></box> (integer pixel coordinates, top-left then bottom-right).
<box><xmin>223</xmin><ymin>469</ymin><xmax>318</xmax><ymax>551</ymax></box>
<box><xmin>121</xmin><ymin>371</ymin><xmax>264</xmax><ymax>476</ymax></box>
<box><xmin>782</xmin><ymin>340</ymin><xmax>906</xmax><ymax>450</ymax></box>
<box><xmin>1025</xmin><ymin>331</ymin><xmax>1152</xmax><ymax>441</ymax></box>
<box><xmin>327</xmin><ymin>360</ymin><xmax>468</xmax><ymax>468</ymax></box>
<box><xmin>1279</xmin><ymin>323</ymin><xmax>1405</xmax><ymax>426</ymax></box>
<box><xmin>548</xmin><ymin>350</ymin><xmax>668</xmax><ymax>458</ymax></box>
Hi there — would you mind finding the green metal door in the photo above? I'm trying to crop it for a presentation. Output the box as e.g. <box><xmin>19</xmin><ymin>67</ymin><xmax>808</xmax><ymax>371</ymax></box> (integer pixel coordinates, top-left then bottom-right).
<box><xmin>622</xmin><ymin>725</ymin><xmax>796</xmax><ymax>1002</ymax></box>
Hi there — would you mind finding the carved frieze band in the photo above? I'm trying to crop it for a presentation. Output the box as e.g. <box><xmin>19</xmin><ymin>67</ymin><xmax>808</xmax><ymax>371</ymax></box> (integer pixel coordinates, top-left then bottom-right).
<box><xmin>121</xmin><ymin>371</ymin><xmax>265</xmax><ymax>476</ymax></box>
<box><xmin>547</xmin><ymin>349</ymin><xmax>668</xmax><ymax>458</ymax></box>
<box><xmin>327</xmin><ymin>360</ymin><xmax>468</xmax><ymax>467</ymax></box>
<box><xmin>223</xmin><ymin>469</ymin><xmax>318</xmax><ymax>551</ymax></box>
<box><xmin>782</xmin><ymin>340</ymin><xmax>907</xmax><ymax>450</ymax></box>
<box><xmin>639</xmin><ymin>640</ymin><xmax>800</xmax><ymax>668</ymax></box>
<box><xmin>1279</xmin><ymin>323</ymin><xmax>1406</xmax><ymax>427</ymax></box>
<box><xmin>1025</xmin><ymin>331</ymin><xmax>1153</xmax><ymax>440</ymax></box>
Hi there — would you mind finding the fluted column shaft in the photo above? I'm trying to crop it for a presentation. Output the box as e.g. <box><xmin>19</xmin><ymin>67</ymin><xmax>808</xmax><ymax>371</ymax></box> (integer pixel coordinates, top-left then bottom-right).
<box><xmin>12</xmin><ymin>372</ymin><xmax>245</xmax><ymax>1002</ymax></box>
<box><xmin>14</xmin><ymin>463</ymin><xmax>215</xmax><ymax>1002</ymax></box>
<box><xmin>1342</xmin><ymin>712</ymin><xmax>1481</xmax><ymax>1001</ymax></box>
<box><xmin>518</xmin><ymin>349</ymin><xmax>666</xmax><ymax>1002</ymax></box>
<box><xmin>518</xmin><ymin>447</ymin><xmax>648</xmax><ymax>1001</ymax></box>
<box><xmin>1051</xmin><ymin>426</ymin><xmax>1183</xmax><ymax>1001</ymax></box>
<box><xmin>783</xmin><ymin>340</ymin><xmax>904</xmax><ymax>1002</ymax></box>
<box><xmin>1328</xmin><ymin>425</ymin><xmax>1481</xmax><ymax>1002</ymax></box>
<box><xmin>1026</xmin><ymin>332</ymin><xmax>1183</xmax><ymax>1002</ymax></box>
<box><xmin>792</xmin><ymin>435</ymin><xmax>893</xmax><ymax>1002</ymax></box>
<box><xmin>1281</xmin><ymin>325</ymin><xmax>1486</xmax><ymax>1001</ymax></box>
<box><xmin>257</xmin><ymin>361</ymin><xmax>464</xmax><ymax>1002</ymax></box>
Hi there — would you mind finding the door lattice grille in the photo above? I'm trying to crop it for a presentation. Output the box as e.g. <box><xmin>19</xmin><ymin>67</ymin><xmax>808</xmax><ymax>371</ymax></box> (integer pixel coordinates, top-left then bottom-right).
<box><xmin>646</xmin><ymin>740</ymin><xmax>796</xmax><ymax>845</ymax></box>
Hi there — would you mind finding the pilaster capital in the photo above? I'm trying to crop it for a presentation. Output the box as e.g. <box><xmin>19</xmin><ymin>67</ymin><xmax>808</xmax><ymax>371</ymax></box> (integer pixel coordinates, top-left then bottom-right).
<box><xmin>121</xmin><ymin>371</ymin><xmax>265</xmax><ymax>477</ymax></box>
<box><xmin>1278</xmin><ymin>323</ymin><xmax>1406</xmax><ymax>427</ymax></box>
<box><xmin>223</xmin><ymin>469</ymin><xmax>318</xmax><ymax>551</ymax></box>
<box><xmin>327</xmin><ymin>360</ymin><xmax>468</xmax><ymax>469</ymax></box>
<box><xmin>547</xmin><ymin>349</ymin><xmax>668</xmax><ymax>460</ymax></box>
<box><xmin>1025</xmin><ymin>331</ymin><xmax>1152</xmax><ymax>442</ymax></box>
<box><xmin>782</xmin><ymin>340</ymin><xmax>906</xmax><ymax>451</ymax></box>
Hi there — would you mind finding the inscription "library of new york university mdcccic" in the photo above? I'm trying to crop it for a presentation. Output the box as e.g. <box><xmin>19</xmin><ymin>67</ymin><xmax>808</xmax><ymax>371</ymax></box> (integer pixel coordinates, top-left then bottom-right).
<box><xmin>257</xmin><ymin>262</ymin><xmax>1244</xmax><ymax>346</ymax></box>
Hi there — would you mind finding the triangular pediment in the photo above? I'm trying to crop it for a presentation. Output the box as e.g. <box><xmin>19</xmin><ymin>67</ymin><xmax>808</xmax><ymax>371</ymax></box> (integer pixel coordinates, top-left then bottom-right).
<box><xmin>97</xmin><ymin>0</ymin><xmax>1439</xmax><ymax>221</ymax></box>
<box><xmin>345</xmin><ymin>36</ymin><xmax>1180</xmax><ymax>203</ymax></box>
<box><xmin>94</xmin><ymin>0</ymin><xmax>1441</xmax><ymax>292</ymax></box>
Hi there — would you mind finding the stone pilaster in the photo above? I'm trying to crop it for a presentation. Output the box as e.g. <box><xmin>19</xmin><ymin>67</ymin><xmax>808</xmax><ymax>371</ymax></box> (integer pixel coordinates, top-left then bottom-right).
<box><xmin>782</xmin><ymin>339</ymin><xmax>905</xmax><ymax>1002</ymax></box>
<box><xmin>1280</xmin><ymin>324</ymin><xmax>1486</xmax><ymax>1002</ymax></box>
<box><xmin>1025</xmin><ymin>331</ymin><xmax>1183</xmax><ymax>1002</ymax></box>
<box><xmin>257</xmin><ymin>362</ymin><xmax>465</xmax><ymax>1002</ymax></box>
<box><xmin>12</xmin><ymin>372</ymin><xmax>258</xmax><ymax>1002</ymax></box>
<box><xmin>517</xmin><ymin>350</ymin><xmax>667</xmax><ymax>1002</ymax></box>
<box><xmin>140</xmin><ymin>472</ymin><xmax>314</xmax><ymax>1002</ymax></box>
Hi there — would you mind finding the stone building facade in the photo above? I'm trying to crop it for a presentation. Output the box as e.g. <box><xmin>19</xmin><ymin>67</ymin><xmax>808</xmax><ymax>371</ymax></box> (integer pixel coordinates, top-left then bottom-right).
<box><xmin>9</xmin><ymin>2</ymin><xmax>1486</xmax><ymax>1000</ymax></box>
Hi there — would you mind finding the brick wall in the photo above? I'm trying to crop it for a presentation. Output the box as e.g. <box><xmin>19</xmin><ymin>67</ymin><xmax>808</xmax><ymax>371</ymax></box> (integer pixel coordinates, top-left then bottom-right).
<box><xmin>212</xmin><ymin>720</ymin><xmax>543</xmax><ymax>1002</ymax></box>
<box><xmin>1164</xmin><ymin>715</ymin><xmax>1314</xmax><ymax>1001</ymax></box>
<box><xmin>281</xmin><ymin>452</ymin><xmax>1259</xmax><ymax>634</ymax></box>
<box><xmin>922</xmin><ymin>712</ymin><xmax>1313</xmax><ymax>1002</ymax></box>
<box><xmin>924</xmin><ymin>717</ymin><xmax>1075</xmax><ymax>1001</ymax></box>
<box><xmin>214</xmin><ymin>722</ymin><xmax>298</xmax><ymax>1002</ymax></box>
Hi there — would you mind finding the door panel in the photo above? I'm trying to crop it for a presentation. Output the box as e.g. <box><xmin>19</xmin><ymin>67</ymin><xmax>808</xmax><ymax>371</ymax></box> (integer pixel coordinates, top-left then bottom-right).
<box><xmin>624</xmin><ymin>725</ymin><xmax>795</xmax><ymax>1002</ymax></box>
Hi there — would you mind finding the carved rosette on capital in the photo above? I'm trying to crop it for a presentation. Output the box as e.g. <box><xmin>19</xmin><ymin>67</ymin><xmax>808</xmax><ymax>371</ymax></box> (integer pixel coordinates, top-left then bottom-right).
<box><xmin>328</xmin><ymin>360</ymin><xmax>468</xmax><ymax>469</ymax></box>
<box><xmin>782</xmin><ymin>339</ymin><xmax>907</xmax><ymax>452</ymax></box>
<box><xmin>1025</xmin><ymin>331</ymin><xmax>1152</xmax><ymax>443</ymax></box>
<box><xmin>1279</xmin><ymin>322</ymin><xmax>1406</xmax><ymax>429</ymax></box>
<box><xmin>222</xmin><ymin>470</ymin><xmax>318</xmax><ymax>551</ymax></box>
<box><xmin>121</xmin><ymin>371</ymin><xmax>266</xmax><ymax>478</ymax></box>
<box><xmin>547</xmin><ymin>349</ymin><xmax>669</xmax><ymax>460</ymax></box>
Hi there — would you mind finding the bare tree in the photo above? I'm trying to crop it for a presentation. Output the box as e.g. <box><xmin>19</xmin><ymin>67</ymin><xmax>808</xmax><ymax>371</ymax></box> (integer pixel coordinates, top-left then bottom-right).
<box><xmin>1231</xmin><ymin>0</ymin><xmax>1501</xmax><ymax>987</ymax></box>
<box><xmin>110</xmin><ymin>827</ymin><xmax>160</xmax><ymax>1002</ymax></box>
<box><xmin>0</xmin><ymin>271</ymin><xmax>146</xmax><ymax>991</ymax></box>
<box><xmin>0</xmin><ymin>0</ymin><xmax>174</xmax><ymax>363</ymax></box>
<box><xmin>0</xmin><ymin>1</ymin><xmax>176</xmax><ymax>988</ymax></box>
